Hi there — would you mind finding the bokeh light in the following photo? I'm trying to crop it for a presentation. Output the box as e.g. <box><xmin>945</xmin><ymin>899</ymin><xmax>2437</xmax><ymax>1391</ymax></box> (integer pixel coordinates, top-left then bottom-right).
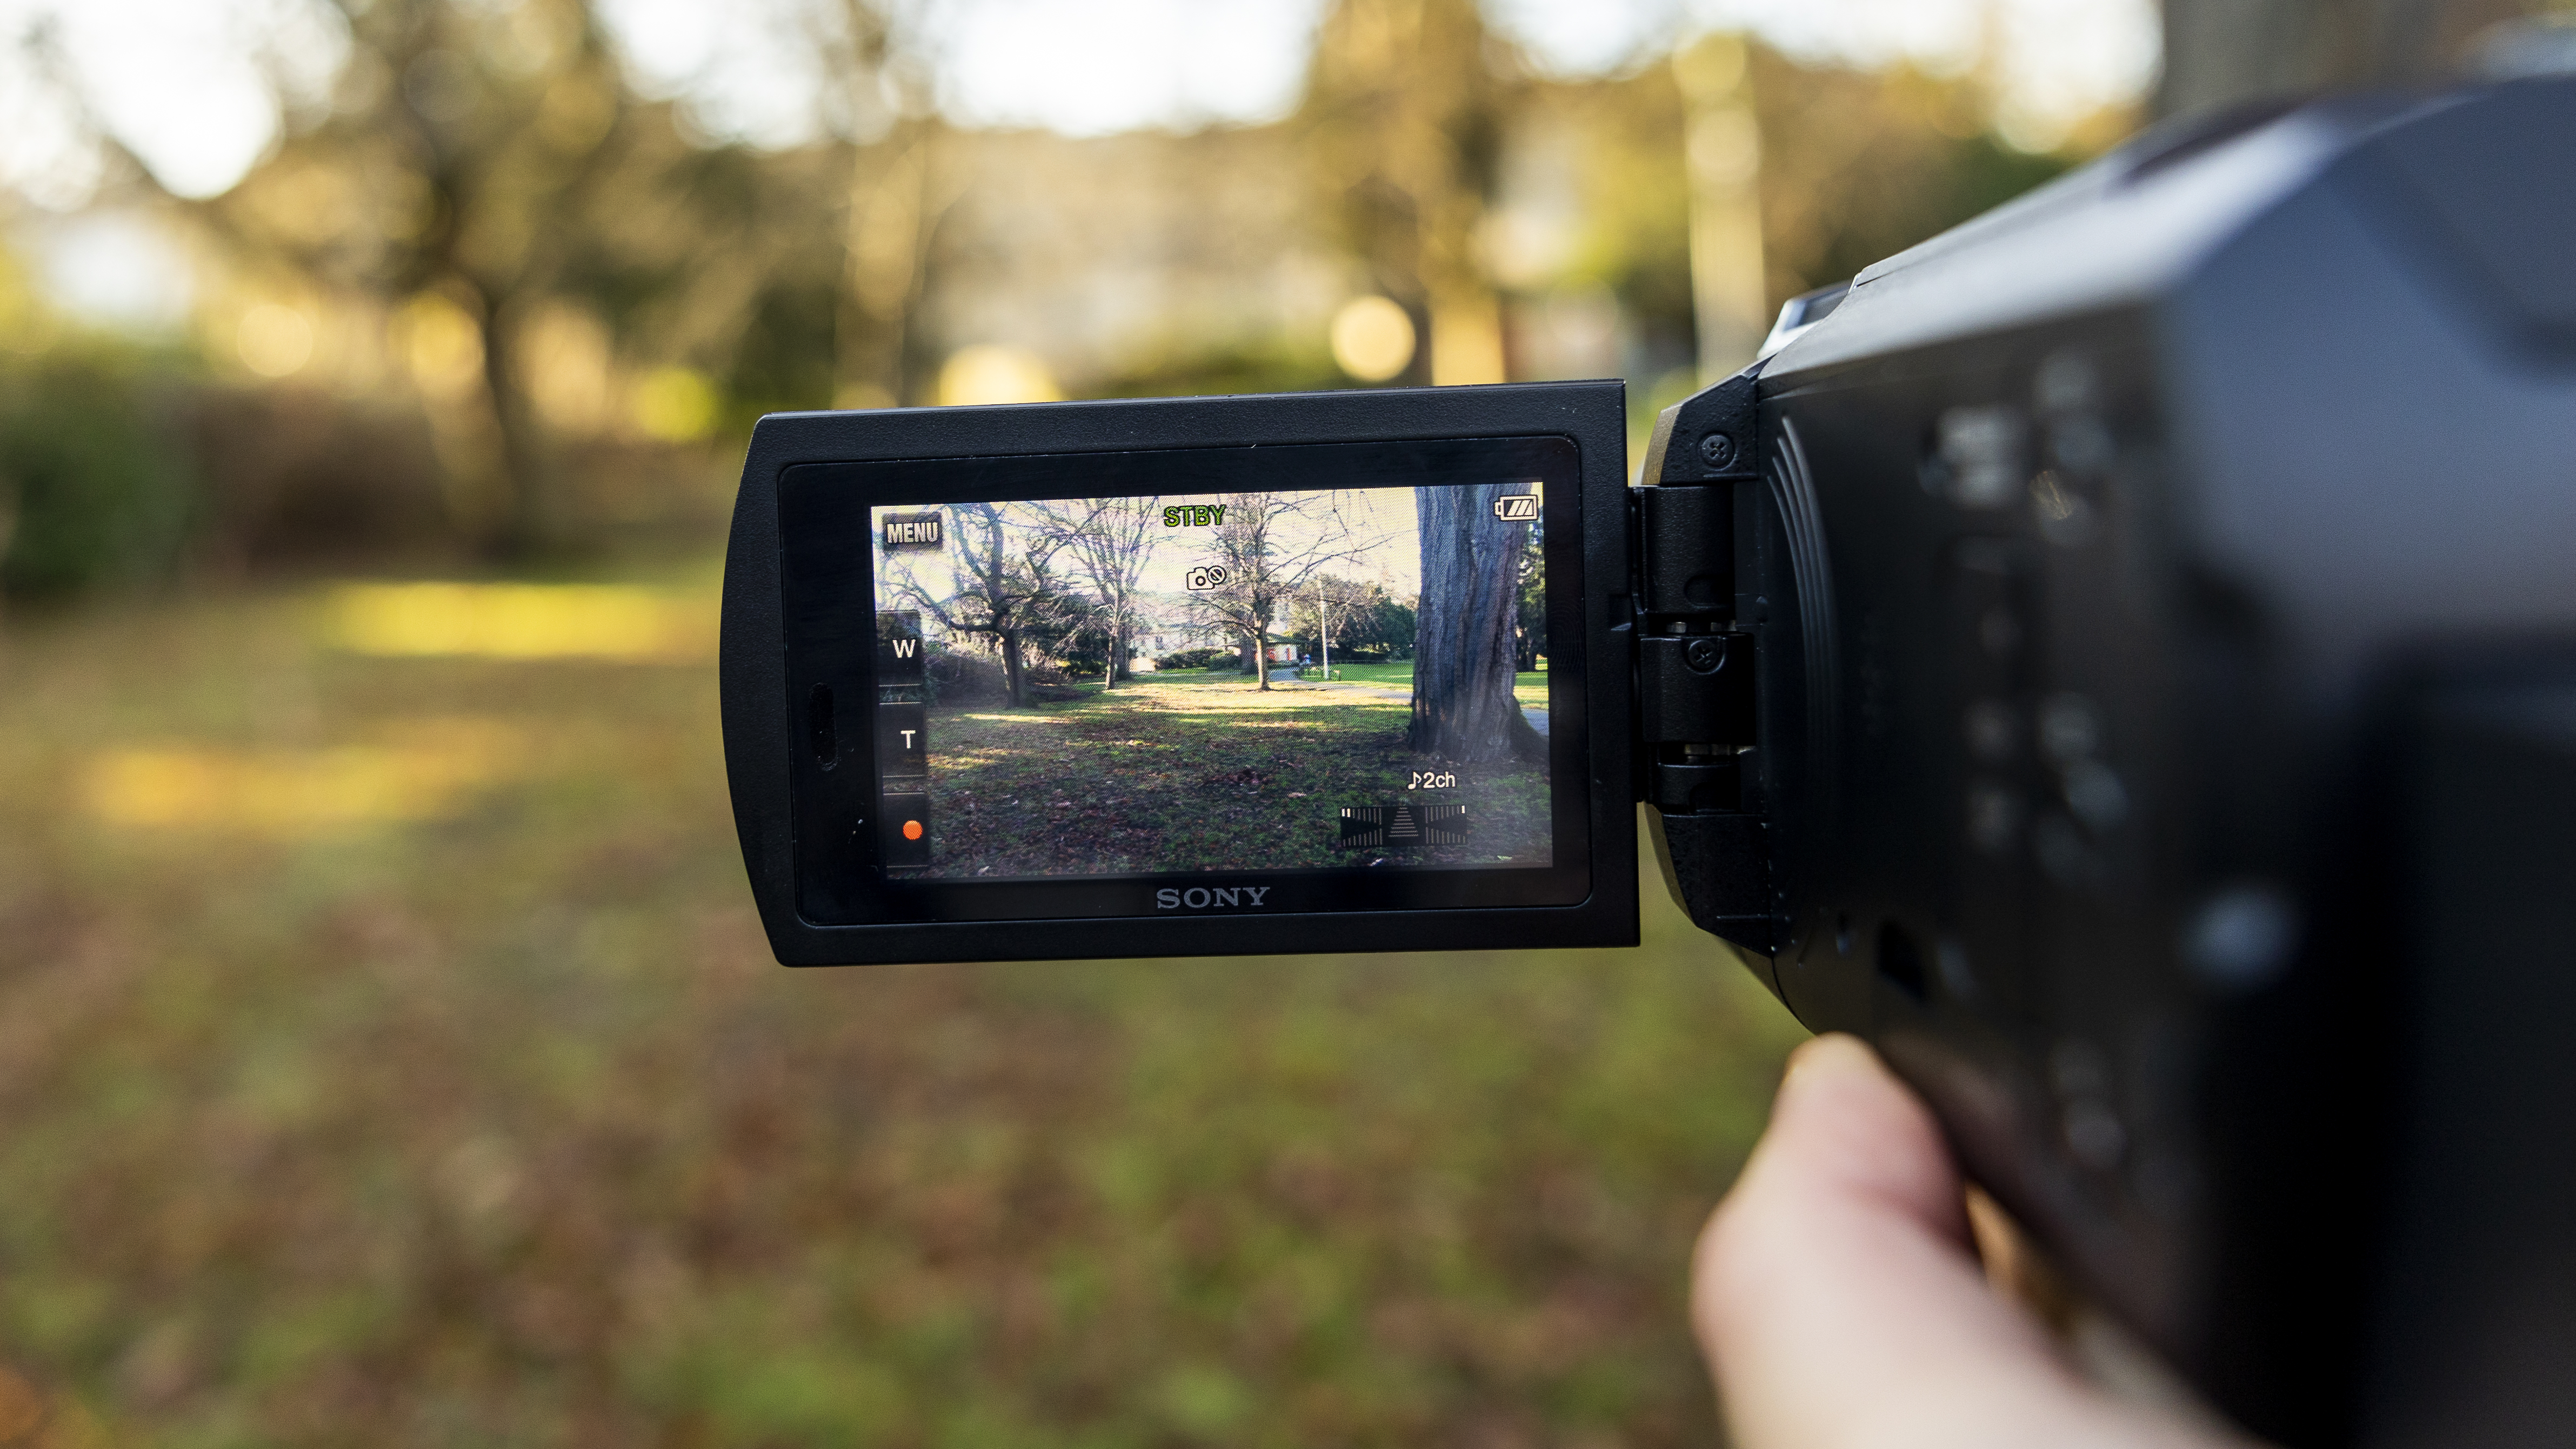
<box><xmin>1331</xmin><ymin>296</ymin><xmax>1417</xmax><ymax>382</ymax></box>
<box><xmin>631</xmin><ymin>366</ymin><xmax>722</xmax><ymax>442</ymax></box>
<box><xmin>938</xmin><ymin>344</ymin><xmax>1065</xmax><ymax>406</ymax></box>
<box><xmin>325</xmin><ymin>583</ymin><xmax>717</xmax><ymax>663</ymax></box>
<box><xmin>82</xmin><ymin>718</ymin><xmax>525</xmax><ymax>837</ymax></box>
<box><xmin>234</xmin><ymin>303</ymin><xmax>313</xmax><ymax>378</ymax></box>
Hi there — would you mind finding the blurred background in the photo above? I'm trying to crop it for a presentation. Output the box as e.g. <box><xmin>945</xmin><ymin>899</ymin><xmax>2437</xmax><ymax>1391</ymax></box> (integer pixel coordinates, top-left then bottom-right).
<box><xmin>0</xmin><ymin>0</ymin><xmax>2566</xmax><ymax>1443</ymax></box>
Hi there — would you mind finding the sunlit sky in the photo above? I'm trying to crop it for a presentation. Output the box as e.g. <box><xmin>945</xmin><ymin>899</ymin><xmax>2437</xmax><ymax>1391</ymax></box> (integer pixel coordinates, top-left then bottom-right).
<box><xmin>0</xmin><ymin>0</ymin><xmax>2156</xmax><ymax>323</ymax></box>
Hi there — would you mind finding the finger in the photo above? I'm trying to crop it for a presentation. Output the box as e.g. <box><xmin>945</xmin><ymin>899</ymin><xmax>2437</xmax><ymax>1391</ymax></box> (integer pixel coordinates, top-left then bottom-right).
<box><xmin>1693</xmin><ymin>1034</ymin><xmax>2210</xmax><ymax>1449</ymax></box>
<box><xmin>1756</xmin><ymin>1033</ymin><xmax>1975</xmax><ymax>1250</ymax></box>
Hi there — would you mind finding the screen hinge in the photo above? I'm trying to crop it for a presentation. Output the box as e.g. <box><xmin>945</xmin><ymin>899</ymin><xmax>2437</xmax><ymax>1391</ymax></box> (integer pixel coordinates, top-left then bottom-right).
<box><xmin>1632</xmin><ymin>361</ymin><xmax>1776</xmax><ymax>957</ymax></box>
<box><xmin>1633</xmin><ymin>484</ymin><xmax>1753</xmax><ymax>810</ymax></box>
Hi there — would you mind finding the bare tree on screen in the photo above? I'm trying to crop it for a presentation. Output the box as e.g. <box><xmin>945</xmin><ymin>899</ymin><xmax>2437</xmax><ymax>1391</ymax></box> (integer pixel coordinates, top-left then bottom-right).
<box><xmin>1284</xmin><ymin>574</ymin><xmax>1392</xmax><ymax>669</ymax></box>
<box><xmin>1411</xmin><ymin>484</ymin><xmax>1542</xmax><ymax>763</ymax></box>
<box><xmin>883</xmin><ymin>502</ymin><xmax>1068</xmax><ymax>707</ymax></box>
<box><xmin>1031</xmin><ymin>497</ymin><xmax>1163</xmax><ymax>687</ymax></box>
<box><xmin>1182</xmin><ymin>493</ymin><xmax>1389</xmax><ymax>690</ymax></box>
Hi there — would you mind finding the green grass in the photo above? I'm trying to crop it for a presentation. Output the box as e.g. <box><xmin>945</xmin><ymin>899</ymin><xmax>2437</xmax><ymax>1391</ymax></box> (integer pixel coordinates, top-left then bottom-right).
<box><xmin>1307</xmin><ymin>660</ymin><xmax>1413</xmax><ymax>688</ymax></box>
<box><xmin>921</xmin><ymin>678</ymin><xmax>1547</xmax><ymax>875</ymax></box>
<box><xmin>0</xmin><ymin>580</ymin><xmax>1804</xmax><ymax>1447</ymax></box>
<box><xmin>1250</xmin><ymin>661</ymin><xmax>1550</xmax><ymax>711</ymax></box>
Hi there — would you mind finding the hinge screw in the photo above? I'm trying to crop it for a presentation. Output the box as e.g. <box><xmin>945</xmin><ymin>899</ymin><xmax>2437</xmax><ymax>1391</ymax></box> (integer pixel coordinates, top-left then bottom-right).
<box><xmin>1699</xmin><ymin>432</ymin><xmax>1737</xmax><ymax>469</ymax></box>
<box><xmin>1685</xmin><ymin>636</ymin><xmax>1725</xmax><ymax>673</ymax></box>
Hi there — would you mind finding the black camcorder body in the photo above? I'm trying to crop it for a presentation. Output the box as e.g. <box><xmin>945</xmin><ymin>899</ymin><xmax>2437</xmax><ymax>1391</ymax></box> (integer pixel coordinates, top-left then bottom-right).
<box><xmin>723</xmin><ymin>81</ymin><xmax>2576</xmax><ymax>1445</ymax></box>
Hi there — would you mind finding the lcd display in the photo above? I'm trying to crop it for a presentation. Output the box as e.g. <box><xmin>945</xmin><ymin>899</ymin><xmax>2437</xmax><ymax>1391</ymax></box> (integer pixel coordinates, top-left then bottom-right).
<box><xmin>864</xmin><ymin>483</ymin><xmax>1550</xmax><ymax>880</ymax></box>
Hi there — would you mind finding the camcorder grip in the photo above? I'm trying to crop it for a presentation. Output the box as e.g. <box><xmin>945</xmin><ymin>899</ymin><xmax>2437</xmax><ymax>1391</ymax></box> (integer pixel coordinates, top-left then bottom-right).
<box><xmin>724</xmin><ymin>78</ymin><xmax>2576</xmax><ymax>1446</ymax></box>
<box><xmin>1629</xmin><ymin>77</ymin><xmax>2576</xmax><ymax>1448</ymax></box>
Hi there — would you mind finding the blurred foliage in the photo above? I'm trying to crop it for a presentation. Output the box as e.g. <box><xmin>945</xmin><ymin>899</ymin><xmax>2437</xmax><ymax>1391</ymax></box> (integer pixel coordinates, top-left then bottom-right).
<box><xmin>0</xmin><ymin>346</ymin><xmax>196</xmax><ymax>604</ymax></box>
<box><xmin>159</xmin><ymin>0</ymin><xmax>913</xmax><ymax>558</ymax></box>
<box><xmin>1090</xmin><ymin>338</ymin><xmax>1348</xmax><ymax>403</ymax></box>
<box><xmin>0</xmin><ymin>7</ymin><xmax>2133</xmax><ymax>1432</ymax></box>
<box><xmin>1298</xmin><ymin>0</ymin><xmax>1514</xmax><ymax>387</ymax></box>
<box><xmin>194</xmin><ymin>0</ymin><xmax>809</xmax><ymax>558</ymax></box>
<box><xmin>18</xmin><ymin>0</ymin><xmax>2120</xmax><ymax>583</ymax></box>
<box><xmin>0</xmin><ymin>243</ymin><xmax>194</xmax><ymax>602</ymax></box>
<box><xmin>1751</xmin><ymin>55</ymin><xmax>2084</xmax><ymax>301</ymax></box>
<box><xmin>0</xmin><ymin>584</ymin><xmax>1803</xmax><ymax>1444</ymax></box>
<box><xmin>1509</xmin><ymin>74</ymin><xmax>1699</xmax><ymax>377</ymax></box>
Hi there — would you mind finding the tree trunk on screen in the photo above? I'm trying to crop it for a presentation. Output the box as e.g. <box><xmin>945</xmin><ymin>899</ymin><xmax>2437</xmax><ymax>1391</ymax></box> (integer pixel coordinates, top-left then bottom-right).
<box><xmin>1410</xmin><ymin>484</ymin><xmax>1541</xmax><ymax>764</ymax></box>
<box><xmin>1000</xmin><ymin>632</ymin><xmax>1026</xmax><ymax>707</ymax></box>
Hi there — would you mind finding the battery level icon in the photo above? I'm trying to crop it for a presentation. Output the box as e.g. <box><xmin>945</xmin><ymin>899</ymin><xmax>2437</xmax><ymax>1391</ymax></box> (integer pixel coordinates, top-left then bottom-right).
<box><xmin>1493</xmin><ymin>494</ymin><xmax>1538</xmax><ymax>522</ymax></box>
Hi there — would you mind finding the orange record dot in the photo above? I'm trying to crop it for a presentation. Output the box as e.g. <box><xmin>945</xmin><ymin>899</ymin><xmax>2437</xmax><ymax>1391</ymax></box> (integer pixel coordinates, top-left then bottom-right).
<box><xmin>902</xmin><ymin>819</ymin><xmax>924</xmax><ymax>840</ymax></box>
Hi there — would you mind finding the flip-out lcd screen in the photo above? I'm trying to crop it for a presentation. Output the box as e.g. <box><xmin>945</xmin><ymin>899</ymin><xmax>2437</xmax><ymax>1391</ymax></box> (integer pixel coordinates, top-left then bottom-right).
<box><xmin>774</xmin><ymin>431</ymin><xmax>1599</xmax><ymax>928</ymax></box>
<box><xmin>865</xmin><ymin>483</ymin><xmax>1552</xmax><ymax>882</ymax></box>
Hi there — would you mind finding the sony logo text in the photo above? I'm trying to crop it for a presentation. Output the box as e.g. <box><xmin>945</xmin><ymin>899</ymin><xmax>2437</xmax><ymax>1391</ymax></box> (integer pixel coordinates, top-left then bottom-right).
<box><xmin>1156</xmin><ymin>886</ymin><xmax>1272</xmax><ymax>911</ymax></box>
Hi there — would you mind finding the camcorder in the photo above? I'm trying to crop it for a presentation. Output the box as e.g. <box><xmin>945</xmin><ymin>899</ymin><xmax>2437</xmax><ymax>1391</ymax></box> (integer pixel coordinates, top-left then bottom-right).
<box><xmin>723</xmin><ymin>79</ymin><xmax>2576</xmax><ymax>1446</ymax></box>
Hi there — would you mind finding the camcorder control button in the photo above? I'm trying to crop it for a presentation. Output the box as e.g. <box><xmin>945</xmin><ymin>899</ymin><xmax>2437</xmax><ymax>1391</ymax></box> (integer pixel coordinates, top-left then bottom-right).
<box><xmin>876</xmin><ymin>703</ymin><xmax>929</xmax><ymax>778</ymax></box>
<box><xmin>878</xmin><ymin>791</ymin><xmax>931</xmax><ymax>872</ymax></box>
<box><xmin>2181</xmin><ymin>884</ymin><xmax>2301</xmax><ymax>992</ymax></box>
<box><xmin>1930</xmin><ymin>405</ymin><xmax>2028</xmax><ymax>508</ymax></box>
<box><xmin>876</xmin><ymin>609</ymin><xmax>926</xmax><ymax>686</ymax></box>
<box><xmin>1965</xmin><ymin>780</ymin><xmax>2024</xmax><ymax>855</ymax></box>
<box><xmin>1964</xmin><ymin>698</ymin><xmax>2021</xmax><ymax>763</ymax></box>
<box><xmin>2038</xmin><ymin>693</ymin><xmax>2104</xmax><ymax>765</ymax></box>
<box><xmin>2062</xmin><ymin>760</ymin><xmax>2130</xmax><ymax>832</ymax></box>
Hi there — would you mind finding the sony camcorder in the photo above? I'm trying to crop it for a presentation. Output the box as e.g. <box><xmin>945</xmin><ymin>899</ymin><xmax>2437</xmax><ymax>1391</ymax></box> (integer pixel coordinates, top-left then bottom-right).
<box><xmin>723</xmin><ymin>80</ymin><xmax>2576</xmax><ymax>1447</ymax></box>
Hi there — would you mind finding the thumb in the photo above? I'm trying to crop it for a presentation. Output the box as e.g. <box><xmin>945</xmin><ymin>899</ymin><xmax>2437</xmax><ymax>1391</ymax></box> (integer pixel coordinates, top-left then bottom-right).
<box><xmin>1693</xmin><ymin>1034</ymin><xmax>2218</xmax><ymax>1449</ymax></box>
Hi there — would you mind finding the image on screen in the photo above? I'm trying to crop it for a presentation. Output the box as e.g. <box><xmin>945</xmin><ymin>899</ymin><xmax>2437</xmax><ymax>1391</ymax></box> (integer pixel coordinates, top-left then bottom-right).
<box><xmin>866</xmin><ymin>483</ymin><xmax>1551</xmax><ymax>880</ymax></box>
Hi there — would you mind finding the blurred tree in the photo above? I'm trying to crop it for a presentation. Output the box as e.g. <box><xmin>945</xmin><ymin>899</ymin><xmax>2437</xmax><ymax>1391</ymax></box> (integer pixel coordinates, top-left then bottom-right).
<box><xmin>1673</xmin><ymin>34</ymin><xmax>1769</xmax><ymax>379</ymax></box>
<box><xmin>0</xmin><ymin>346</ymin><xmax>196</xmax><ymax>603</ymax></box>
<box><xmin>1299</xmin><ymin>0</ymin><xmax>1518</xmax><ymax>387</ymax></box>
<box><xmin>1467</xmin><ymin>40</ymin><xmax>2102</xmax><ymax>415</ymax></box>
<box><xmin>177</xmin><ymin>0</ymin><xmax>663</xmax><ymax>556</ymax></box>
<box><xmin>63</xmin><ymin>0</ymin><xmax>924</xmax><ymax>558</ymax></box>
<box><xmin>2159</xmin><ymin>0</ymin><xmax>2562</xmax><ymax>118</ymax></box>
<box><xmin>0</xmin><ymin>244</ymin><xmax>194</xmax><ymax>603</ymax></box>
<box><xmin>809</xmin><ymin>0</ymin><xmax>955</xmax><ymax>408</ymax></box>
<box><xmin>1749</xmin><ymin>50</ymin><xmax>2080</xmax><ymax>310</ymax></box>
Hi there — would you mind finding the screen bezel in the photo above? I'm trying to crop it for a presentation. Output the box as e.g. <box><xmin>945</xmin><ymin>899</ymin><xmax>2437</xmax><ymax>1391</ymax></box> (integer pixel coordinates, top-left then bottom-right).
<box><xmin>720</xmin><ymin>383</ymin><xmax>1638</xmax><ymax>965</ymax></box>
<box><xmin>781</xmin><ymin>438</ymin><xmax>1589</xmax><ymax>924</ymax></box>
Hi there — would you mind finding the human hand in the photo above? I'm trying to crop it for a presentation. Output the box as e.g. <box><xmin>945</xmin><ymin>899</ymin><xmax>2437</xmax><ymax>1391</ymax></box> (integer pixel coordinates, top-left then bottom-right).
<box><xmin>1692</xmin><ymin>1033</ymin><xmax>2248</xmax><ymax>1449</ymax></box>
